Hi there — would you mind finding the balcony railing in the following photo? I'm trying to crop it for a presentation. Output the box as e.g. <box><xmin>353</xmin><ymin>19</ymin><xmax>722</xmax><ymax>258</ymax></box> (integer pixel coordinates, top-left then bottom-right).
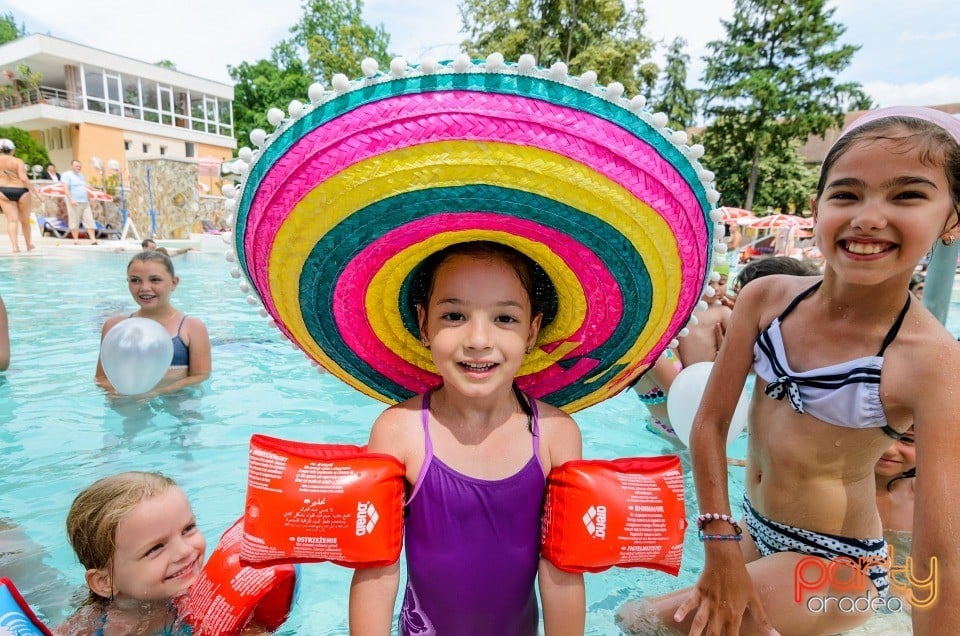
<box><xmin>0</xmin><ymin>85</ymin><xmax>78</xmax><ymax>112</ymax></box>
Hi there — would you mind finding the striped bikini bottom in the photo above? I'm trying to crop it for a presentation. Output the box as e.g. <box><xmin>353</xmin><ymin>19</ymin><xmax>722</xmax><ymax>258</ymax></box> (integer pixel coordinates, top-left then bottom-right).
<box><xmin>742</xmin><ymin>494</ymin><xmax>889</xmax><ymax>598</ymax></box>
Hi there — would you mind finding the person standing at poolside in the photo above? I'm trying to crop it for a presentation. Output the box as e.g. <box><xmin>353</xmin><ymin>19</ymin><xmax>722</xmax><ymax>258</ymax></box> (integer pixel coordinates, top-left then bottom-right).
<box><xmin>43</xmin><ymin>163</ymin><xmax>59</xmax><ymax>181</ymax></box>
<box><xmin>60</xmin><ymin>159</ymin><xmax>98</xmax><ymax>246</ymax></box>
<box><xmin>0</xmin><ymin>138</ymin><xmax>40</xmax><ymax>253</ymax></box>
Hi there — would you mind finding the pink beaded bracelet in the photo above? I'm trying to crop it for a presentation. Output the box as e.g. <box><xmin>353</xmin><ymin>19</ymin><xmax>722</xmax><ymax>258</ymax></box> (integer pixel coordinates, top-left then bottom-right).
<box><xmin>695</xmin><ymin>512</ymin><xmax>743</xmax><ymax>535</ymax></box>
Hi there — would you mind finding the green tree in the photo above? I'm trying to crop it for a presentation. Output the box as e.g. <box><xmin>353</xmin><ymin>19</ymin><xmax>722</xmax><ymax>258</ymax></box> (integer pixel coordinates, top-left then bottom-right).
<box><xmin>0</xmin><ymin>126</ymin><xmax>50</xmax><ymax>170</ymax></box>
<box><xmin>459</xmin><ymin>0</ymin><xmax>658</xmax><ymax>97</ymax></box>
<box><xmin>700</xmin><ymin>0</ymin><xmax>869</xmax><ymax>210</ymax></box>
<box><xmin>154</xmin><ymin>60</ymin><xmax>177</xmax><ymax>70</ymax></box>
<box><xmin>650</xmin><ymin>37</ymin><xmax>698</xmax><ymax>130</ymax></box>
<box><xmin>698</xmin><ymin>123</ymin><xmax>816</xmax><ymax>213</ymax></box>
<box><xmin>0</xmin><ymin>11</ymin><xmax>26</xmax><ymax>45</ymax></box>
<box><xmin>288</xmin><ymin>0</ymin><xmax>391</xmax><ymax>84</ymax></box>
<box><xmin>228</xmin><ymin>41</ymin><xmax>312</xmax><ymax>149</ymax></box>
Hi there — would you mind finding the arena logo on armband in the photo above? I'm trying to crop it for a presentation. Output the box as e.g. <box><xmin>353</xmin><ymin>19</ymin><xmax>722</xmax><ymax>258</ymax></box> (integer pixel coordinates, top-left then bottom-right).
<box><xmin>583</xmin><ymin>505</ymin><xmax>607</xmax><ymax>540</ymax></box>
<box><xmin>794</xmin><ymin>546</ymin><xmax>938</xmax><ymax>614</ymax></box>
<box><xmin>356</xmin><ymin>501</ymin><xmax>378</xmax><ymax>536</ymax></box>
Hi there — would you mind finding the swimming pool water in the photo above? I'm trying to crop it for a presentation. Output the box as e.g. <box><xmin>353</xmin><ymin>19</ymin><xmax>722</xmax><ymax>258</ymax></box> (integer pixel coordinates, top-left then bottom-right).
<box><xmin>1</xmin><ymin>252</ymin><xmax>957</xmax><ymax>634</ymax></box>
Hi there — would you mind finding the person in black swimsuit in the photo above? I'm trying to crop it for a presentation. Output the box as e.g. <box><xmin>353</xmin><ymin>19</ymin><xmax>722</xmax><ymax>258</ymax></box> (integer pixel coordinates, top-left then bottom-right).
<box><xmin>0</xmin><ymin>138</ymin><xmax>40</xmax><ymax>253</ymax></box>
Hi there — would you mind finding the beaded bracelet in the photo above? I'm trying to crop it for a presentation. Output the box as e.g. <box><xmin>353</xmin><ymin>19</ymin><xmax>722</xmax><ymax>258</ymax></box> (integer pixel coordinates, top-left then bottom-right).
<box><xmin>695</xmin><ymin>512</ymin><xmax>743</xmax><ymax>536</ymax></box>
<box><xmin>698</xmin><ymin>531</ymin><xmax>742</xmax><ymax>542</ymax></box>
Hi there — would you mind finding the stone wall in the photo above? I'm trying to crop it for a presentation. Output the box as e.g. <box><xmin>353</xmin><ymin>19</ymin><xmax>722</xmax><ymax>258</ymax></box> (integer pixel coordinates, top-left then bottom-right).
<box><xmin>125</xmin><ymin>158</ymin><xmax>224</xmax><ymax>238</ymax></box>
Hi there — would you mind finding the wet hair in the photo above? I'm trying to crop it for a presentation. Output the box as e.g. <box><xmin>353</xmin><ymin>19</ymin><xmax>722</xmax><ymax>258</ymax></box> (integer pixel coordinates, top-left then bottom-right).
<box><xmin>909</xmin><ymin>273</ymin><xmax>925</xmax><ymax>291</ymax></box>
<box><xmin>817</xmin><ymin>116</ymin><xmax>960</xmax><ymax>220</ymax></box>
<box><xmin>66</xmin><ymin>471</ymin><xmax>177</xmax><ymax>603</ymax></box>
<box><xmin>141</xmin><ymin>238</ymin><xmax>157</xmax><ymax>249</ymax></box>
<box><xmin>410</xmin><ymin>241</ymin><xmax>557</xmax><ymax>328</ymax></box>
<box><xmin>735</xmin><ymin>256</ymin><xmax>821</xmax><ymax>290</ymax></box>
<box><xmin>887</xmin><ymin>467</ymin><xmax>916</xmax><ymax>492</ymax></box>
<box><xmin>127</xmin><ymin>250</ymin><xmax>175</xmax><ymax>277</ymax></box>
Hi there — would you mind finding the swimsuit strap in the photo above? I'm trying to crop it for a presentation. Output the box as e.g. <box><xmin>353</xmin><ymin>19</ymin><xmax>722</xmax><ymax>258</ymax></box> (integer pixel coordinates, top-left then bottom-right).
<box><xmin>778</xmin><ymin>281</ymin><xmax>910</xmax><ymax>356</ymax></box>
<box><xmin>176</xmin><ymin>314</ymin><xmax>187</xmax><ymax>336</ymax></box>
<box><xmin>95</xmin><ymin>603</ymin><xmax>108</xmax><ymax>636</ymax></box>
<box><xmin>512</xmin><ymin>384</ymin><xmax>543</xmax><ymax>472</ymax></box>
<box><xmin>876</xmin><ymin>294</ymin><xmax>911</xmax><ymax>356</ymax></box>
<box><xmin>776</xmin><ymin>280</ymin><xmax>822</xmax><ymax>321</ymax></box>
<box><xmin>406</xmin><ymin>391</ymin><xmax>436</xmax><ymax>503</ymax></box>
<box><xmin>881</xmin><ymin>424</ymin><xmax>910</xmax><ymax>441</ymax></box>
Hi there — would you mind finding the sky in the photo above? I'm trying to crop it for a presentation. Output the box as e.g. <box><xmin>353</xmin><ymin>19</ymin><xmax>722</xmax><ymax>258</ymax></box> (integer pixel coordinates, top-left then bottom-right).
<box><xmin>3</xmin><ymin>0</ymin><xmax>959</xmax><ymax>109</ymax></box>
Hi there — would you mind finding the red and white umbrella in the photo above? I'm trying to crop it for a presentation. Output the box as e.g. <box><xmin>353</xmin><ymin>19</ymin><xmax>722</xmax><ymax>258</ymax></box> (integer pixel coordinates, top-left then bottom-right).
<box><xmin>740</xmin><ymin>214</ymin><xmax>813</xmax><ymax>230</ymax></box>
<box><xmin>38</xmin><ymin>182</ymin><xmax>114</xmax><ymax>202</ymax></box>
<box><xmin>717</xmin><ymin>206</ymin><xmax>755</xmax><ymax>223</ymax></box>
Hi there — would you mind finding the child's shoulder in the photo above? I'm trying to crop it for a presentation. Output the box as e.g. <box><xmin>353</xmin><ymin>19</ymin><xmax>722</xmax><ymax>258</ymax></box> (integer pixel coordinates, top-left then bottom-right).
<box><xmin>533</xmin><ymin>399</ymin><xmax>580</xmax><ymax>438</ymax></box>
<box><xmin>368</xmin><ymin>395</ymin><xmax>426</xmax><ymax>458</ymax></box>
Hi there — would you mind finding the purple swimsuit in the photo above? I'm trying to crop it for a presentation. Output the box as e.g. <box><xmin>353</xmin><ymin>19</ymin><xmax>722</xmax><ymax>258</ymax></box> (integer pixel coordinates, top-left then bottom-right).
<box><xmin>399</xmin><ymin>391</ymin><xmax>546</xmax><ymax>635</ymax></box>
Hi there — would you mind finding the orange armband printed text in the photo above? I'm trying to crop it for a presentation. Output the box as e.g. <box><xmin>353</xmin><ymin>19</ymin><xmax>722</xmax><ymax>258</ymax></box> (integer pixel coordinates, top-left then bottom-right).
<box><xmin>541</xmin><ymin>456</ymin><xmax>687</xmax><ymax>574</ymax></box>
<box><xmin>241</xmin><ymin>434</ymin><xmax>405</xmax><ymax>568</ymax></box>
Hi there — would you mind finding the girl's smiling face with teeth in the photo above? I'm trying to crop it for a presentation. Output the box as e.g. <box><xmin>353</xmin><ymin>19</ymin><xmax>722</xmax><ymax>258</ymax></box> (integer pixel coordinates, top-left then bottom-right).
<box><xmin>97</xmin><ymin>486</ymin><xmax>206</xmax><ymax>602</ymax></box>
<box><xmin>418</xmin><ymin>254</ymin><xmax>541</xmax><ymax>398</ymax></box>
<box><xmin>812</xmin><ymin>133</ymin><xmax>956</xmax><ymax>285</ymax></box>
<box><xmin>127</xmin><ymin>260</ymin><xmax>179</xmax><ymax>310</ymax></box>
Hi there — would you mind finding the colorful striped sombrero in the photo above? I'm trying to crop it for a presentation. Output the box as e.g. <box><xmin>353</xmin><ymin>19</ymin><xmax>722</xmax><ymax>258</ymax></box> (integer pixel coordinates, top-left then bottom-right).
<box><xmin>228</xmin><ymin>54</ymin><xmax>723</xmax><ymax>413</ymax></box>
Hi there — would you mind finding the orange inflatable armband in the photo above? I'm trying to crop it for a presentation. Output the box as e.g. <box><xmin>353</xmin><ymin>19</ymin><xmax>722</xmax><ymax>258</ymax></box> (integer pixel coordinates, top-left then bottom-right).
<box><xmin>541</xmin><ymin>455</ymin><xmax>687</xmax><ymax>574</ymax></box>
<box><xmin>241</xmin><ymin>434</ymin><xmax>406</xmax><ymax>568</ymax></box>
<box><xmin>185</xmin><ymin>519</ymin><xmax>298</xmax><ymax>636</ymax></box>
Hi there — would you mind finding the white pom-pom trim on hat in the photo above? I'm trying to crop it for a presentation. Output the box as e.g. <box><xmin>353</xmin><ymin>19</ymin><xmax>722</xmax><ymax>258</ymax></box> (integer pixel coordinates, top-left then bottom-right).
<box><xmin>605</xmin><ymin>82</ymin><xmax>625</xmax><ymax>100</ymax></box>
<box><xmin>517</xmin><ymin>54</ymin><xmax>536</xmax><ymax>73</ymax></box>
<box><xmin>332</xmin><ymin>74</ymin><xmax>351</xmax><ymax>93</ymax></box>
<box><xmin>267</xmin><ymin>108</ymin><xmax>285</xmax><ymax>127</ymax></box>
<box><xmin>390</xmin><ymin>58</ymin><xmax>408</xmax><ymax>77</ymax></box>
<box><xmin>485</xmin><ymin>52</ymin><xmax>505</xmax><ymax>70</ymax></box>
<box><xmin>453</xmin><ymin>54</ymin><xmax>471</xmax><ymax>72</ymax></box>
<box><xmin>548</xmin><ymin>62</ymin><xmax>568</xmax><ymax>81</ymax></box>
<box><xmin>361</xmin><ymin>58</ymin><xmax>379</xmax><ymax>77</ymax></box>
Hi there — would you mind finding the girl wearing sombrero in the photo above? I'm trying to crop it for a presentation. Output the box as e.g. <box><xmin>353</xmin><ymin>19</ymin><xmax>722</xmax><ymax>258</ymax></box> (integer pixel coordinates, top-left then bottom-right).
<box><xmin>229</xmin><ymin>53</ymin><xmax>722</xmax><ymax>634</ymax></box>
<box><xmin>350</xmin><ymin>240</ymin><xmax>586</xmax><ymax>633</ymax></box>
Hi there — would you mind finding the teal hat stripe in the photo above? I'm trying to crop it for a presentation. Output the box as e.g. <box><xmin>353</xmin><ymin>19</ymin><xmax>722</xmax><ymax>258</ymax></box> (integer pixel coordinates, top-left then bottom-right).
<box><xmin>234</xmin><ymin>73</ymin><xmax>710</xmax><ymax>275</ymax></box>
<box><xmin>299</xmin><ymin>185</ymin><xmax>655</xmax><ymax>405</ymax></box>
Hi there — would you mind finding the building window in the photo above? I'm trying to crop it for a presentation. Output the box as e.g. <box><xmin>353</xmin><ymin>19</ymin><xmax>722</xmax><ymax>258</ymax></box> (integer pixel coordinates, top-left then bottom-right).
<box><xmin>185</xmin><ymin>142</ymin><xmax>195</xmax><ymax>158</ymax></box>
<box><xmin>160</xmin><ymin>145</ymin><xmax>167</xmax><ymax>156</ymax></box>
<box><xmin>142</xmin><ymin>143</ymin><xmax>150</xmax><ymax>153</ymax></box>
<box><xmin>124</xmin><ymin>140</ymin><xmax>131</xmax><ymax>151</ymax></box>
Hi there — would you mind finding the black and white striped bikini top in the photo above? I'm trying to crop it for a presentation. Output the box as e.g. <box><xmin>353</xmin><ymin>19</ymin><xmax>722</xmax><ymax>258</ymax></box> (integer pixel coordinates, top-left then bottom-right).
<box><xmin>753</xmin><ymin>280</ymin><xmax>910</xmax><ymax>434</ymax></box>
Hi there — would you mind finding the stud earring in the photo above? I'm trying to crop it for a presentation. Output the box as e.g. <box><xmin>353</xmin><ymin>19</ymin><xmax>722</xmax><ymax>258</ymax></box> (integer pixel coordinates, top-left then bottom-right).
<box><xmin>525</xmin><ymin>345</ymin><xmax>533</xmax><ymax>354</ymax></box>
<box><xmin>944</xmin><ymin>235</ymin><xmax>956</xmax><ymax>246</ymax></box>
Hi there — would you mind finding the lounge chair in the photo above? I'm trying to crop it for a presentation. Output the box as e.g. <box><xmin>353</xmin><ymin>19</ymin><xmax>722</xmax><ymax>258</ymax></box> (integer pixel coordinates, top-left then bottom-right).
<box><xmin>37</xmin><ymin>216</ymin><xmax>69</xmax><ymax>238</ymax></box>
<box><xmin>94</xmin><ymin>222</ymin><xmax>121</xmax><ymax>240</ymax></box>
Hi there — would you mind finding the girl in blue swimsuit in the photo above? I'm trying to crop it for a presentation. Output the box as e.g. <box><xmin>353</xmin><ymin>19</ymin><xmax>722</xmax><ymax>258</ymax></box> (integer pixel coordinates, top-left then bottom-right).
<box><xmin>95</xmin><ymin>251</ymin><xmax>211</xmax><ymax>396</ymax></box>
<box><xmin>621</xmin><ymin>107</ymin><xmax>960</xmax><ymax>635</ymax></box>
<box><xmin>54</xmin><ymin>472</ymin><xmax>206</xmax><ymax>636</ymax></box>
